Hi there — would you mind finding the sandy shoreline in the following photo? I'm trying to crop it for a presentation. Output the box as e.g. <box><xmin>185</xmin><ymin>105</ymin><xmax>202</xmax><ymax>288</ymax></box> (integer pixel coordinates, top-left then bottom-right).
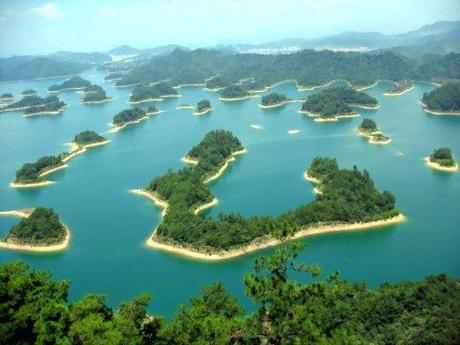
<box><xmin>63</xmin><ymin>140</ymin><xmax>110</xmax><ymax>162</ymax></box>
<box><xmin>349</xmin><ymin>103</ymin><xmax>380</xmax><ymax>110</ymax></box>
<box><xmin>81</xmin><ymin>97</ymin><xmax>115</xmax><ymax>104</ymax></box>
<box><xmin>383</xmin><ymin>86</ymin><xmax>415</xmax><ymax>97</ymax></box>
<box><xmin>181</xmin><ymin>156</ymin><xmax>199</xmax><ymax>165</ymax></box>
<box><xmin>193</xmin><ymin>107</ymin><xmax>213</xmax><ymax>116</ymax></box>
<box><xmin>369</xmin><ymin>137</ymin><xmax>391</xmax><ymax>145</ymax></box>
<box><xmin>287</xmin><ymin>129</ymin><xmax>300</xmax><ymax>135</ymax></box>
<box><xmin>0</xmin><ymin>209</ymin><xmax>70</xmax><ymax>252</ymax></box>
<box><xmin>22</xmin><ymin>107</ymin><xmax>65</xmax><ymax>117</ymax></box>
<box><xmin>174</xmin><ymin>83</ymin><xmax>205</xmax><ymax>89</ymax></box>
<box><xmin>39</xmin><ymin>164</ymin><xmax>69</xmax><ymax>177</ymax></box>
<box><xmin>424</xmin><ymin>157</ymin><xmax>458</xmax><ymax>172</ymax></box>
<box><xmin>354</xmin><ymin>80</ymin><xmax>380</xmax><ymax>91</ymax></box>
<box><xmin>297</xmin><ymin>80</ymin><xmax>334</xmax><ymax>91</ymax></box>
<box><xmin>48</xmin><ymin>87</ymin><xmax>86</xmax><ymax>93</ymax></box>
<box><xmin>110</xmin><ymin>116</ymin><xmax>149</xmax><ymax>132</ymax></box>
<box><xmin>128</xmin><ymin>97</ymin><xmax>163</xmax><ymax>104</ymax></box>
<box><xmin>250</xmin><ymin>124</ymin><xmax>262</xmax><ymax>129</ymax></box>
<box><xmin>299</xmin><ymin>109</ymin><xmax>359</xmax><ymax>121</ymax></box>
<box><xmin>193</xmin><ymin>198</ymin><xmax>219</xmax><ymax>215</ymax></box>
<box><xmin>259</xmin><ymin>99</ymin><xmax>302</xmax><ymax>109</ymax></box>
<box><xmin>176</xmin><ymin>105</ymin><xmax>194</xmax><ymax>109</ymax></box>
<box><xmin>420</xmin><ymin>101</ymin><xmax>460</xmax><ymax>116</ymax></box>
<box><xmin>10</xmin><ymin>181</ymin><xmax>54</xmax><ymax>188</ymax></box>
<box><xmin>204</xmin><ymin>149</ymin><xmax>246</xmax><ymax>183</ymax></box>
<box><xmin>204</xmin><ymin>87</ymin><xmax>225</xmax><ymax>92</ymax></box>
<box><xmin>219</xmin><ymin>95</ymin><xmax>259</xmax><ymax>102</ymax></box>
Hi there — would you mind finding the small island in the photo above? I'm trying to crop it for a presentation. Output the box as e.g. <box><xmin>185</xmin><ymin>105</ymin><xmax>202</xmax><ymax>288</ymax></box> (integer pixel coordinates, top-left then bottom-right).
<box><xmin>0</xmin><ymin>208</ymin><xmax>70</xmax><ymax>252</ymax></box>
<box><xmin>146</xmin><ymin>106</ymin><xmax>160</xmax><ymax>115</ymax></box>
<box><xmin>132</xmin><ymin>130</ymin><xmax>403</xmax><ymax>260</ymax></box>
<box><xmin>300</xmin><ymin>87</ymin><xmax>378</xmax><ymax>121</ymax></box>
<box><xmin>420</xmin><ymin>82</ymin><xmax>460</xmax><ymax>115</ymax></box>
<box><xmin>176</xmin><ymin>103</ymin><xmax>193</xmax><ymax>109</ymax></box>
<box><xmin>193</xmin><ymin>99</ymin><xmax>212</xmax><ymax>115</ymax></box>
<box><xmin>12</xmin><ymin>155</ymin><xmax>67</xmax><ymax>188</ymax></box>
<box><xmin>48</xmin><ymin>77</ymin><xmax>92</xmax><ymax>93</ymax></box>
<box><xmin>21</xmin><ymin>89</ymin><xmax>37</xmax><ymax>97</ymax></box>
<box><xmin>111</xmin><ymin>107</ymin><xmax>148</xmax><ymax>132</ymax></box>
<box><xmin>65</xmin><ymin>130</ymin><xmax>110</xmax><ymax>160</ymax></box>
<box><xmin>1</xmin><ymin>95</ymin><xmax>66</xmax><ymax>116</ymax></box>
<box><xmin>383</xmin><ymin>80</ymin><xmax>414</xmax><ymax>96</ymax></box>
<box><xmin>358</xmin><ymin>118</ymin><xmax>391</xmax><ymax>145</ymax></box>
<box><xmin>129</xmin><ymin>82</ymin><xmax>178</xmax><ymax>103</ymax></box>
<box><xmin>0</xmin><ymin>93</ymin><xmax>13</xmax><ymax>101</ymax></box>
<box><xmin>259</xmin><ymin>93</ymin><xmax>293</xmax><ymax>109</ymax></box>
<box><xmin>81</xmin><ymin>85</ymin><xmax>113</xmax><ymax>104</ymax></box>
<box><xmin>425</xmin><ymin>147</ymin><xmax>458</xmax><ymax>172</ymax></box>
<box><xmin>219</xmin><ymin>85</ymin><xmax>253</xmax><ymax>101</ymax></box>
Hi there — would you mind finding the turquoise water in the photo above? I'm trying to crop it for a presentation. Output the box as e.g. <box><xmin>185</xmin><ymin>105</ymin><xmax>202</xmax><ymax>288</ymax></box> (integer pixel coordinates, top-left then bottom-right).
<box><xmin>0</xmin><ymin>71</ymin><xmax>459</xmax><ymax>318</ymax></box>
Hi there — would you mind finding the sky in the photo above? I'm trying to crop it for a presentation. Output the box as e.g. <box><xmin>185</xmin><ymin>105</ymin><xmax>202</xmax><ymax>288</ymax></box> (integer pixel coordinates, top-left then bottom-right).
<box><xmin>0</xmin><ymin>0</ymin><xmax>459</xmax><ymax>57</ymax></box>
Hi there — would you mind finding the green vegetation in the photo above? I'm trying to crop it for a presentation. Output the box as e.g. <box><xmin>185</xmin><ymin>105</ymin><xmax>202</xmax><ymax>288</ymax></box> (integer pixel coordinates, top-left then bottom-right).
<box><xmin>370</xmin><ymin>133</ymin><xmax>390</xmax><ymax>143</ymax></box>
<box><xmin>415</xmin><ymin>52</ymin><xmax>460</xmax><ymax>81</ymax></box>
<box><xmin>74</xmin><ymin>130</ymin><xmax>106</xmax><ymax>146</ymax></box>
<box><xmin>113</xmin><ymin>108</ymin><xmax>146</xmax><ymax>126</ymax></box>
<box><xmin>220</xmin><ymin>85</ymin><xmax>249</xmax><ymax>99</ymax></box>
<box><xmin>82</xmin><ymin>85</ymin><xmax>110</xmax><ymax>103</ymax></box>
<box><xmin>21</xmin><ymin>89</ymin><xmax>36</xmax><ymax>96</ymax></box>
<box><xmin>430</xmin><ymin>147</ymin><xmax>456</xmax><ymax>167</ymax></box>
<box><xmin>0</xmin><ymin>93</ymin><xmax>13</xmax><ymax>100</ymax></box>
<box><xmin>301</xmin><ymin>87</ymin><xmax>378</xmax><ymax>117</ymax></box>
<box><xmin>104</xmin><ymin>72</ymin><xmax>126</xmax><ymax>81</ymax></box>
<box><xmin>3</xmin><ymin>208</ymin><xmax>66</xmax><ymax>246</ymax></box>
<box><xmin>195</xmin><ymin>100</ymin><xmax>211</xmax><ymax>113</ymax></box>
<box><xmin>145</xmin><ymin>131</ymin><xmax>398</xmax><ymax>252</ymax></box>
<box><xmin>247</xmin><ymin>80</ymin><xmax>266</xmax><ymax>92</ymax></box>
<box><xmin>205</xmin><ymin>75</ymin><xmax>232</xmax><ymax>89</ymax></box>
<box><xmin>146</xmin><ymin>106</ymin><xmax>159</xmax><ymax>114</ymax></box>
<box><xmin>261</xmin><ymin>92</ymin><xmax>289</xmax><ymax>106</ymax></box>
<box><xmin>422</xmin><ymin>82</ymin><xmax>460</xmax><ymax>112</ymax></box>
<box><xmin>2</xmin><ymin>95</ymin><xmax>66</xmax><ymax>114</ymax></box>
<box><xmin>2</xmin><ymin>244</ymin><xmax>459</xmax><ymax>344</ymax></box>
<box><xmin>385</xmin><ymin>80</ymin><xmax>413</xmax><ymax>94</ymax></box>
<box><xmin>48</xmin><ymin>77</ymin><xmax>91</xmax><ymax>92</ymax></box>
<box><xmin>14</xmin><ymin>155</ymin><xmax>66</xmax><ymax>184</ymax></box>
<box><xmin>359</xmin><ymin>118</ymin><xmax>378</xmax><ymax>133</ymax></box>
<box><xmin>129</xmin><ymin>82</ymin><xmax>178</xmax><ymax>103</ymax></box>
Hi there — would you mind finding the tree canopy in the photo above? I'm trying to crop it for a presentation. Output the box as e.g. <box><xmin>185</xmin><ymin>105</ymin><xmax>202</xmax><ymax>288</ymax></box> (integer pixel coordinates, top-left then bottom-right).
<box><xmin>74</xmin><ymin>130</ymin><xmax>106</xmax><ymax>146</ymax></box>
<box><xmin>220</xmin><ymin>85</ymin><xmax>249</xmax><ymax>98</ymax></box>
<box><xmin>430</xmin><ymin>147</ymin><xmax>456</xmax><ymax>167</ymax></box>
<box><xmin>49</xmin><ymin>77</ymin><xmax>92</xmax><ymax>92</ymax></box>
<box><xmin>113</xmin><ymin>108</ymin><xmax>146</xmax><ymax>126</ymax></box>
<box><xmin>422</xmin><ymin>82</ymin><xmax>460</xmax><ymax>112</ymax></box>
<box><xmin>261</xmin><ymin>92</ymin><xmax>289</xmax><ymax>106</ymax></box>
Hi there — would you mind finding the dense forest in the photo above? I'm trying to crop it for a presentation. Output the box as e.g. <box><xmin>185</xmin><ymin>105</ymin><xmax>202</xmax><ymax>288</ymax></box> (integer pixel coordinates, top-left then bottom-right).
<box><xmin>220</xmin><ymin>85</ymin><xmax>249</xmax><ymax>99</ymax></box>
<box><xmin>129</xmin><ymin>82</ymin><xmax>178</xmax><ymax>102</ymax></box>
<box><xmin>260</xmin><ymin>92</ymin><xmax>289</xmax><ymax>106</ymax></box>
<box><xmin>115</xmin><ymin>48</ymin><xmax>459</xmax><ymax>89</ymax></box>
<box><xmin>48</xmin><ymin>77</ymin><xmax>92</xmax><ymax>92</ymax></box>
<box><xmin>146</xmin><ymin>106</ymin><xmax>159</xmax><ymax>114</ymax></box>
<box><xmin>82</xmin><ymin>85</ymin><xmax>110</xmax><ymax>103</ymax></box>
<box><xmin>385</xmin><ymin>79</ymin><xmax>413</xmax><ymax>94</ymax></box>
<box><xmin>21</xmin><ymin>89</ymin><xmax>37</xmax><ymax>96</ymax></box>
<box><xmin>23</xmin><ymin>98</ymin><xmax>67</xmax><ymax>115</ymax></box>
<box><xmin>196</xmin><ymin>99</ymin><xmax>211</xmax><ymax>113</ymax></box>
<box><xmin>2</xmin><ymin>244</ymin><xmax>458</xmax><ymax>344</ymax></box>
<box><xmin>74</xmin><ymin>130</ymin><xmax>106</xmax><ymax>146</ymax></box>
<box><xmin>430</xmin><ymin>147</ymin><xmax>456</xmax><ymax>167</ymax></box>
<box><xmin>15</xmin><ymin>155</ymin><xmax>65</xmax><ymax>184</ymax></box>
<box><xmin>301</xmin><ymin>87</ymin><xmax>377</xmax><ymax>116</ymax></box>
<box><xmin>145</xmin><ymin>131</ymin><xmax>399</xmax><ymax>252</ymax></box>
<box><xmin>2</xmin><ymin>95</ymin><xmax>66</xmax><ymax>113</ymax></box>
<box><xmin>359</xmin><ymin>118</ymin><xmax>378</xmax><ymax>133</ymax></box>
<box><xmin>422</xmin><ymin>82</ymin><xmax>460</xmax><ymax>112</ymax></box>
<box><xmin>113</xmin><ymin>108</ymin><xmax>146</xmax><ymax>126</ymax></box>
<box><xmin>3</xmin><ymin>208</ymin><xmax>66</xmax><ymax>245</ymax></box>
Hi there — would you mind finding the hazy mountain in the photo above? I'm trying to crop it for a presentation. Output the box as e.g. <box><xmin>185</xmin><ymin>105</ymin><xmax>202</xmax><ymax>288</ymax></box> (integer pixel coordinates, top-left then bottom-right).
<box><xmin>48</xmin><ymin>51</ymin><xmax>111</xmax><ymax>64</ymax></box>
<box><xmin>108</xmin><ymin>45</ymin><xmax>140</xmax><ymax>56</ymax></box>
<box><xmin>108</xmin><ymin>44</ymin><xmax>190</xmax><ymax>58</ymax></box>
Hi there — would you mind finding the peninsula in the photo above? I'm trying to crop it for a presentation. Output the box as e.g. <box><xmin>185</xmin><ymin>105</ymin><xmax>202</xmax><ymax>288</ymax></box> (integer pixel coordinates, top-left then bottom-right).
<box><xmin>383</xmin><ymin>80</ymin><xmax>414</xmax><ymax>96</ymax></box>
<box><xmin>421</xmin><ymin>82</ymin><xmax>460</xmax><ymax>115</ymax></box>
<box><xmin>358</xmin><ymin>118</ymin><xmax>391</xmax><ymax>145</ymax></box>
<box><xmin>259</xmin><ymin>92</ymin><xmax>294</xmax><ymax>109</ymax></box>
<box><xmin>48</xmin><ymin>77</ymin><xmax>91</xmax><ymax>93</ymax></box>
<box><xmin>0</xmin><ymin>207</ymin><xmax>70</xmax><ymax>252</ymax></box>
<box><xmin>425</xmin><ymin>147</ymin><xmax>458</xmax><ymax>172</ymax></box>
<box><xmin>111</xmin><ymin>107</ymin><xmax>148</xmax><ymax>132</ymax></box>
<box><xmin>219</xmin><ymin>85</ymin><xmax>254</xmax><ymax>101</ymax></box>
<box><xmin>300</xmin><ymin>87</ymin><xmax>378</xmax><ymax>121</ymax></box>
<box><xmin>133</xmin><ymin>131</ymin><xmax>403</xmax><ymax>260</ymax></box>
<box><xmin>193</xmin><ymin>100</ymin><xmax>212</xmax><ymax>115</ymax></box>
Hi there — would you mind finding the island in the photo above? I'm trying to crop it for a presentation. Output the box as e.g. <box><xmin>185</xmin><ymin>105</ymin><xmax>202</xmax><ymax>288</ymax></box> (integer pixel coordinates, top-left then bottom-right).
<box><xmin>193</xmin><ymin>100</ymin><xmax>212</xmax><ymax>115</ymax></box>
<box><xmin>425</xmin><ymin>147</ymin><xmax>458</xmax><ymax>172</ymax></box>
<box><xmin>1</xmin><ymin>95</ymin><xmax>66</xmax><ymax>116</ymax></box>
<box><xmin>0</xmin><ymin>207</ymin><xmax>69</xmax><ymax>252</ymax></box>
<box><xmin>129</xmin><ymin>82</ymin><xmax>178</xmax><ymax>103</ymax></box>
<box><xmin>21</xmin><ymin>89</ymin><xmax>37</xmax><ymax>97</ymax></box>
<box><xmin>300</xmin><ymin>87</ymin><xmax>379</xmax><ymax>121</ymax></box>
<box><xmin>111</xmin><ymin>107</ymin><xmax>148</xmax><ymax>132</ymax></box>
<box><xmin>383</xmin><ymin>80</ymin><xmax>414</xmax><ymax>96</ymax></box>
<box><xmin>81</xmin><ymin>85</ymin><xmax>112</xmax><ymax>104</ymax></box>
<box><xmin>11</xmin><ymin>154</ymin><xmax>67</xmax><ymax>188</ymax></box>
<box><xmin>146</xmin><ymin>106</ymin><xmax>160</xmax><ymax>115</ymax></box>
<box><xmin>65</xmin><ymin>130</ymin><xmax>110</xmax><ymax>161</ymax></box>
<box><xmin>48</xmin><ymin>77</ymin><xmax>92</xmax><ymax>93</ymax></box>
<box><xmin>358</xmin><ymin>118</ymin><xmax>391</xmax><ymax>145</ymax></box>
<box><xmin>420</xmin><ymin>82</ymin><xmax>460</xmax><ymax>115</ymax></box>
<box><xmin>0</xmin><ymin>93</ymin><xmax>13</xmax><ymax>101</ymax></box>
<box><xmin>259</xmin><ymin>93</ymin><xmax>293</xmax><ymax>108</ymax></box>
<box><xmin>132</xmin><ymin>130</ymin><xmax>403</xmax><ymax>260</ymax></box>
<box><xmin>219</xmin><ymin>85</ymin><xmax>253</xmax><ymax>101</ymax></box>
<box><xmin>176</xmin><ymin>103</ymin><xmax>194</xmax><ymax>109</ymax></box>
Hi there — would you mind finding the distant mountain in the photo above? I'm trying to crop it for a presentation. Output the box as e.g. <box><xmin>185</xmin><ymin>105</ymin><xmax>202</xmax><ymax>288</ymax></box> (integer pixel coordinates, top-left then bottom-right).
<box><xmin>108</xmin><ymin>45</ymin><xmax>140</xmax><ymax>56</ymax></box>
<box><xmin>0</xmin><ymin>57</ymin><xmax>88</xmax><ymax>81</ymax></box>
<box><xmin>48</xmin><ymin>51</ymin><xmax>111</xmax><ymax>64</ymax></box>
<box><xmin>108</xmin><ymin>44</ymin><xmax>189</xmax><ymax>58</ymax></box>
<box><xmin>226</xmin><ymin>21</ymin><xmax>460</xmax><ymax>56</ymax></box>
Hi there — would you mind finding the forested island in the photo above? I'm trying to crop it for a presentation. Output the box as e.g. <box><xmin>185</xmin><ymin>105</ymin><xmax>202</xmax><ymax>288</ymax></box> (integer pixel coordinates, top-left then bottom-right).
<box><xmin>358</xmin><ymin>118</ymin><xmax>391</xmax><ymax>145</ymax></box>
<box><xmin>383</xmin><ymin>80</ymin><xmax>414</xmax><ymax>96</ymax></box>
<box><xmin>48</xmin><ymin>76</ymin><xmax>91</xmax><ymax>92</ymax></box>
<box><xmin>260</xmin><ymin>92</ymin><xmax>292</xmax><ymax>108</ymax></box>
<box><xmin>2</xmin><ymin>243</ymin><xmax>459</xmax><ymax>344</ymax></box>
<box><xmin>0</xmin><ymin>208</ymin><xmax>69</xmax><ymax>251</ymax></box>
<box><xmin>81</xmin><ymin>85</ymin><xmax>112</xmax><ymax>104</ymax></box>
<box><xmin>129</xmin><ymin>82</ymin><xmax>178</xmax><ymax>103</ymax></box>
<box><xmin>111</xmin><ymin>108</ymin><xmax>148</xmax><ymax>131</ymax></box>
<box><xmin>12</xmin><ymin>154</ymin><xmax>67</xmax><ymax>187</ymax></box>
<box><xmin>300</xmin><ymin>87</ymin><xmax>378</xmax><ymax>121</ymax></box>
<box><xmin>193</xmin><ymin>100</ymin><xmax>212</xmax><ymax>115</ymax></box>
<box><xmin>133</xmin><ymin>130</ymin><xmax>402</xmax><ymax>259</ymax></box>
<box><xmin>74</xmin><ymin>130</ymin><xmax>108</xmax><ymax>147</ymax></box>
<box><xmin>421</xmin><ymin>82</ymin><xmax>460</xmax><ymax>115</ymax></box>
<box><xmin>219</xmin><ymin>85</ymin><xmax>252</xmax><ymax>101</ymax></box>
<box><xmin>0</xmin><ymin>93</ymin><xmax>13</xmax><ymax>101</ymax></box>
<box><xmin>1</xmin><ymin>95</ymin><xmax>66</xmax><ymax>116</ymax></box>
<box><xmin>426</xmin><ymin>147</ymin><xmax>458</xmax><ymax>172</ymax></box>
<box><xmin>146</xmin><ymin>106</ymin><xmax>160</xmax><ymax>115</ymax></box>
<box><xmin>21</xmin><ymin>89</ymin><xmax>37</xmax><ymax>97</ymax></box>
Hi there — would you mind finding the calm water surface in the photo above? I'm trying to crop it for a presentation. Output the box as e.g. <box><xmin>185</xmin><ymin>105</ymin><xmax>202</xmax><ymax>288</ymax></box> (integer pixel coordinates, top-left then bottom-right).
<box><xmin>1</xmin><ymin>71</ymin><xmax>459</xmax><ymax>317</ymax></box>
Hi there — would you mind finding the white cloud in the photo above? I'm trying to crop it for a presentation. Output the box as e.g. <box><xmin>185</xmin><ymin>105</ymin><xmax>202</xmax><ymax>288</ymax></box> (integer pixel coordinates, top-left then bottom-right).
<box><xmin>96</xmin><ymin>6</ymin><xmax>118</xmax><ymax>16</ymax></box>
<box><xmin>32</xmin><ymin>3</ymin><xmax>64</xmax><ymax>20</ymax></box>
